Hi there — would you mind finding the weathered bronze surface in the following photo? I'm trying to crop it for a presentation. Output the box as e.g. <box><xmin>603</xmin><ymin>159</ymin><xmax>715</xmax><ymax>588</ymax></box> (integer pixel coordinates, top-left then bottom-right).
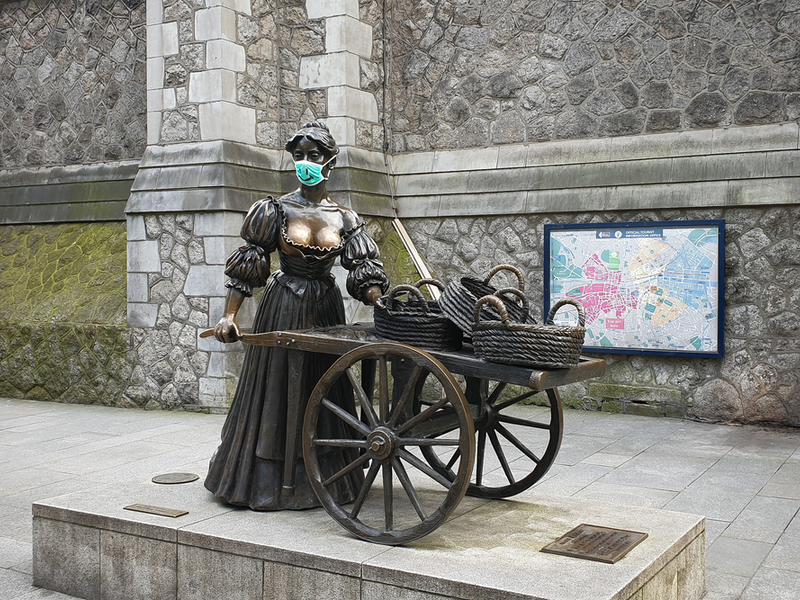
<box><xmin>541</xmin><ymin>524</ymin><xmax>648</xmax><ymax>563</ymax></box>
<box><xmin>123</xmin><ymin>504</ymin><xmax>188</xmax><ymax>518</ymax></box>
<box><xmin>152</xmin><ymin>473</ymin><xmax>199</xmax><ymax>484</ymax></box>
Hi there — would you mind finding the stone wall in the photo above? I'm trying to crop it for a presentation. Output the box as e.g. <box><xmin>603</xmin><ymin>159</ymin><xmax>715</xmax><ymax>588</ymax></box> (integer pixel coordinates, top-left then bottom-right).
<box><xmin>0</xmin><ymin>0</ymin><xmax>147</xmax><ymax>168</ymax></box>
<box><xmin>403</xmin><ymin>205</ymin><xmax>800</xmax><ymax>426</ymax></box>
<box><xmin>0</xmin><ymin>222</ymin><xmax>135</xmax><ymax>403</ymax></box>
<box><xmin>389</xmin><ymin>0</ymin><xmax>800</xmax><ymax>152</ymax></box>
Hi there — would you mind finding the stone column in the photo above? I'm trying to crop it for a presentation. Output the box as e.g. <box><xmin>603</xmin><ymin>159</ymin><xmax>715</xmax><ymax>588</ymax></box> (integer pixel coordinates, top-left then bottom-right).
<box><xmin>126</xmin><ymin>0</ymin><xmax>281</xmax><ymax>410</ymax></box>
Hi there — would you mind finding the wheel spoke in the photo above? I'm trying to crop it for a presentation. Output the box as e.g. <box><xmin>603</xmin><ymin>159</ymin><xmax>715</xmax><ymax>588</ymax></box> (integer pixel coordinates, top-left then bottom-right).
<box><xmin>387</xmin><ymin>365</ymin><xmax>424</xmax><ymax>428</ymax></box>
<box><xmin>346</xmin><ymin>367</ymin><xmax>378</xmax><ymax>428</ymax></box>
<box><xmin>498</xmin><ymin>413</ymin><xmax>551</xmax><ymax>430</ymax></box>
<box><xmin>396</xmin><ymin>396</ymin><xmax>450</xmax><ymax>435</ymax></box>
<box><xmin>322</xmin><ymin>398</ymin><xmax>371</xmax><ymax>436</ymax></box>
<box><xmin>314</xmin><ymin>438</ymin><xmax>367</xmax><ymax>448</ymax></box>
<box><xmin>397</xmin><ymin>448</ymin><xmax>453</xmax><ymax>489</ymax></box>
<box><xmin>495</xmin><ymin>389</ymin><xmax>539</xmax><ymax>411</ymax></box>
<box><xmin>445</xmin><ymin>448</ymin><xmax>461</xmax><ymax>471</ymax></box>
<box><xmin>488</xmin><ymin>429</ymin><xmax>515</xmax><ymax>485</ymax></box>
<box><xmin>495</xmin><ymin>423</ymin><xmax>541</xmax><ymax>464</ymax></box>
<box><xmin>392</xmin><ymin>457</ymin><xmax>427</xmax><ymax>521</ymax></box>
<box><xmin>379</xmin><ymin>356</ymin><xmax>389</xmax><ymax>423</ymax></box>
<box><xmin>350</xmin><ymin>461</ymin><xmax>380</xmax><ymax>519</ymax></box>
<box><xmin>323</xmin><ymin>453</ymin><xmax>371</xmax><ymax>487</ymax></box>
<box><xmin>475</xmin><ymin>429</ymin><xmax>486</xmax><ymax>486</ymax></box>
<box><xmin>383</xmin><ymin>462</ymin><xmax>393</xmax><ymax>531</ymax></box>
<box><xmin>486</xmin><ymin>381</ymin><xmax>507</xmax><ymax>405</ymax></box>
<box><xmin>398</xmin><ymin>437</ymin><xmax>460</xmax><ymax>447</ymax></box>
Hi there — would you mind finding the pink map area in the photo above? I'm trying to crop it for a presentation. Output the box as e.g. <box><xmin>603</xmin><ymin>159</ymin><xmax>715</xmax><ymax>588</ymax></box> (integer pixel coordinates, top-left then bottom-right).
<box><xmin>571</xmin><ymin>255</ymin><xmax>639</xmax><ymax>324</ymax></box>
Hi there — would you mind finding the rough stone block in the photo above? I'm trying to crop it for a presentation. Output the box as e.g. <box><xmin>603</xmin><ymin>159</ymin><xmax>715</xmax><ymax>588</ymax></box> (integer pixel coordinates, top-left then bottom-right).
<box><xmin>178</xmin><ymin>545</ymin><xmax>263</xmax><ymax>600</ymax></box>
<box><xmin>266</xmin><ymin>562</ymin><xmax>360</xmax><ymax>600</ymax></box>
<box><xmin>128</xmin><ymin>273</ymin><xmax>149</xmax><ymax>303</ymax></box>
<box><xmin>100</xmin><ymin>530</ymin><xmax>177</xmax><ymax>600</ymax></box>
<box><xmin>327</xmin><ymin>86</ymin><xmax>379</xmax><ymax>123</ymax></box>
<box><xmin>299</xmin><ymin>53</ymin><xmax>360</xmax><ymax>89</ymax></box>
<box><xmin>189</xmin><ymin>70</ymin><xmax>237</xmax><ymax>103</ymax></box>
<box><xmin>325</xmin><ymin>15</ymin><xmax>373</xmax><ymax>58</ymax></box>
<box><xmin>147</xmin><ymin>22</ymin><xmax>179</xmax><ymax>59</ymax></box>
<box><xmin>195</xmin><ymin>212</ymin><xmax>245</xmax><ymax>237</ymax></box>
<box><xmin>198</xmin><ymin>102</ymin><xmax>256</xmax><ymax>145</ymax></box>
<box><xmin>608</xmin><ymin>130</ymin><xmax>712</xmax><ymax>161</ymax></box>
<box><xmin>587</xmin><ymin>383</ymin><xmax>683</xmax><ymax>406</ymax></box>
<box><xmin>306</xmin><ymin>0</ymin><xmax>359</xmax><ymax>19</ymax></box>
<box><xmin>206</xmin><ymin>0</ymin><xmax>252</xmax><ymax>15</ymax></box>
<box><xmin>128</xmin><ymin>240</ymin><xmax>161</xmax><ymax>272</ymax></box>
<box><xmin>326</xmin><ymin>116</ymin><xmax>357</xmax><ymax>147</ymax></box>
<box><xmin>127</xmin><ymin>215</ymin><xmax>147</xmax><ymax>241</ymax></box>
<box><xmin>32</xmin><ymin>518</ymin><xmax>100</xmax><ymax>600</ymax></box>
<box><xmin>128</xmin><ymin>303</ymin><xmax>159</xmax><ymax>328</ymax></box>
<box><xmin>712</xmin><ymin>123</ymin><xmax>799</xmax><ymax>154</ymax></box>
<box><xmin>671</xmin><ymin>152</ymin><xmax>766</xmax><ymax>183</ymax></box>
<box><xmin>146</xmin><ymin>0</ymin><xmax>163</xmax><ymax>25</ymax></box>
<box><xmin>765</xmin><ymin>149</ymin><xmax>800</xmax><ymax>178</ymax></box>
<box><xmin>147</xmin><ymin>57</ymin><xmax>164</xmax><ymax>90</ymax></box>
<box><xmin>185</xmin><ymin>265</ymin><xmax>227</xmax><ymax>296</ymax></box>
<box><xmin>207</xmin><ymin>39</ymin><xmax>246</xmax><ymax>71</ymax></box>
<box><xmin>147</xmin><ymin>112</ymin><xmax>162</xmax><ymax>145</ymax></box>
<box><xmin>195</xmin><ymin>6</ymin><xmax>237</xmax><ymax>42</ymax></box>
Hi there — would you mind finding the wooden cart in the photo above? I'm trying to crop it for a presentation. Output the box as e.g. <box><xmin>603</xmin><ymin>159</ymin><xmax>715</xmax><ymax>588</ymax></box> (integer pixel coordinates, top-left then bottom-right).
<box><xmin>239</xmin><ymin>325</ymin><xmax>606</xmax><ymax>546</ymax></box>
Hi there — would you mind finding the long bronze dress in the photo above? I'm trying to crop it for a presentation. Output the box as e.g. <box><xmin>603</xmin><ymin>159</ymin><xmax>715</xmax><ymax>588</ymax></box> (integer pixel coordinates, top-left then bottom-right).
<box><xmin>204</xmin><ymin>192</ymin><xmax>389</xmax><ymax>510</ymax></box>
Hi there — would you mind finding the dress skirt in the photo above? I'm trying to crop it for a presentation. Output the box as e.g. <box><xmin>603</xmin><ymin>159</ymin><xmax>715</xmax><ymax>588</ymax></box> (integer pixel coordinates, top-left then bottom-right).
<box><xmin>204</xmin><ymin>271</ymin><xmax>365</xmax><ymax>510</ymax></box>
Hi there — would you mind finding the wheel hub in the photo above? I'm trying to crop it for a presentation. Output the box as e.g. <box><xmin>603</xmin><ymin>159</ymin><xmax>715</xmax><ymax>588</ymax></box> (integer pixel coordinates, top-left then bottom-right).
<box><xmin>367</xmin><ymin>427</ymin><xmax>396</xmax><ymax>461</ymax></box>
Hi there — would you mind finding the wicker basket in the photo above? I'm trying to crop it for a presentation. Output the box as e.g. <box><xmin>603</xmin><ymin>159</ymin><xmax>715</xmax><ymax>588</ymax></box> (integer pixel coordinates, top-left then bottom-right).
<box><xmin>472</xmin><ymin>296</ymin><xmax>586</xmax><ymax>369</ymax></box>
<box><xmin>373</xmin><ymin>280</ymin><xmax>462</xmax><ymax>351</ymax></box>
<box><xmin>439</xmin><ymin>264</ymin><xmax>532</xmax><ymax>337</ymax></box>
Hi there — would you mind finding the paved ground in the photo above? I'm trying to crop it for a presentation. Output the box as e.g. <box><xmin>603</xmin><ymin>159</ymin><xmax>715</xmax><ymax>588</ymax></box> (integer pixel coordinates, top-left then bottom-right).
<box><xmin>0</xmin><ymin>397</ymin><xmax>798</xmax><ymax>600</ymax></box>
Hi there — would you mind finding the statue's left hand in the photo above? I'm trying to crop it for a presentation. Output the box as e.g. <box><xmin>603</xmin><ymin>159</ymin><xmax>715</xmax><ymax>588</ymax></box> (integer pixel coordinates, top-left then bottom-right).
<box><xmin>365</xmin><ymin>285</ymin><xmax>383</xmax><ymax>306</ymax></box>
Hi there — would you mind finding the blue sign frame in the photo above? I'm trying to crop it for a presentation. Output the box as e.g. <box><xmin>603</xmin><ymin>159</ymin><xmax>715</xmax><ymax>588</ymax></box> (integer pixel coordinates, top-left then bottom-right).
<box><xmin>544</xmin><ymin>220</ymin><xmax>725</xmax><ymax>358</ymax></box>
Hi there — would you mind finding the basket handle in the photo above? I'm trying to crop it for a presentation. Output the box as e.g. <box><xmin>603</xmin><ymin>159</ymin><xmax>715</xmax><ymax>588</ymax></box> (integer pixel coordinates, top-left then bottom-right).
<box><xmin>413</xmin><ymin>278</ymin><xmax>446</xmax><ymax>294</ymax></box>
<box><xmin>546</xmin><ymin>298</ymin><xmax>586</xmax><ymax>327</ymax></box>
<box><xmin>473</xmin><ymin>294</ymin><xmax>509</xmax><ymax>325</ymax></box>
<box><xmin>494</xmin><ymin>287</ymin><xmax>530</xmax><ymax>314</ymax></box>
<box><xmin>381</xmin><ymin>284</ymin><xmax>430</xmax><ymax>313</ymax></box>
<box><xmin>483</xmin><ymin>264</ymin><xmax>525</xmax><ymax>292</ymax></box>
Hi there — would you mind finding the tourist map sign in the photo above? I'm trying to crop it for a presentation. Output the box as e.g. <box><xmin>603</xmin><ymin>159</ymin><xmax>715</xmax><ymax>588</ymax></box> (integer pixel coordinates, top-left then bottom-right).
<box><xmin>544</xmin><ymin>220</ymin><xmax>724</xmax><ymax>357</ymax></box>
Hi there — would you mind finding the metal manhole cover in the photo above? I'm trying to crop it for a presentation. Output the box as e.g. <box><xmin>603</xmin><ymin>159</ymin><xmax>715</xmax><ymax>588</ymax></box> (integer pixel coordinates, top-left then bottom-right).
<box><xmin>152</xmin><ymin>472</ymin><xmax>199</xmax><ymax>485</ymax></box>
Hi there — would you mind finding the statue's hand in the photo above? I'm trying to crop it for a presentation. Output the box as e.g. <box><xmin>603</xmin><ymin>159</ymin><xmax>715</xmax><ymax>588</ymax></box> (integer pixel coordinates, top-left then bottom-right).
<box><xmin>364</xmin><ymin>285</ymin><xmax>384</xmax><ymax>306</ymax></box>
<box><xmin>214</xmin><ymin>316</ymin><xmax>241</xmax><ymax>343</ymax></box>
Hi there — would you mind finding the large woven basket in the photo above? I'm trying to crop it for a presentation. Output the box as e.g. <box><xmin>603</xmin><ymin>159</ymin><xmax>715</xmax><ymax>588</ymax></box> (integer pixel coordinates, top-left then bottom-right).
<box><xmin>439</xmin><ymin>264</ymin><xmax>532</xmax><ymax>337</ymax></box>
<box><xmin>472</xmin><ymin>296</ymin><xmax>586</xmax><ymax>369</ymax></box>
<box><xmin>373</xmin><ymin>280</ymin><xmax>462</xmax><ymax>351</ymax></box>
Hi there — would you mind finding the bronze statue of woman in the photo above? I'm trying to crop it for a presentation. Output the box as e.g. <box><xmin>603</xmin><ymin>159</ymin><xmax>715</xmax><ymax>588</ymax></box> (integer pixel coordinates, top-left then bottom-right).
<box><xmin>204</xmin><ymin>121</ymin><xmax>389</xmax><ymax>510</ymax></box>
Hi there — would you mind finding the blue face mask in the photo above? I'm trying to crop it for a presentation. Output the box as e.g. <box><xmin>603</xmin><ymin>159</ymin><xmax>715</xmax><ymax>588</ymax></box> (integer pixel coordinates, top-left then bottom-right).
<box><xmin>295</xmin><ymin>156</ymin><xmax>334</xmax><ymax>186</ymax></box>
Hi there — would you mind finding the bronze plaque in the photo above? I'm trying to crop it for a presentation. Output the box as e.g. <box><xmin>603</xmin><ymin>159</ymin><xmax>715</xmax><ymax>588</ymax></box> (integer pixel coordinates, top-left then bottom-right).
<box><xmin>541</xmin><ymin>524</ymin><xmax>648</xmax><ymax>564</ymax></box>
<box><xmin>123</xmin><ymin>504</ymin><xmax>189</xmax><ymax>518</ymax></box>
<box><xmin>152</xmin><ymin>472</ymin><xmax>199</xmax><ymax>485</ymax></box>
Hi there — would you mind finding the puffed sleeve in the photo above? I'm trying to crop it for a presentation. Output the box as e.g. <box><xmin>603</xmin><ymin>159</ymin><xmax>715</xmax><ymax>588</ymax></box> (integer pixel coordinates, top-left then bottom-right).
<box><xmin>341</xmin><ymin>225</ymin><xmax>390</xmax><ymax>304</ymax></box>
<box><xmin>224</xmin><ymin>197</ymin><xmax>279</xmax><ymax>296</ymax></box>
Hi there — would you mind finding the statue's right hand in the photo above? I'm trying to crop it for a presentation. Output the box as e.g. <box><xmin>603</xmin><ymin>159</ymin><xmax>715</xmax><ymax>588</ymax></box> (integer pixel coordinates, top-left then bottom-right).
<box><xmin>214</xmin><ymin>316</ymin><xmax>241</xmax><ymax>343</ymax></box>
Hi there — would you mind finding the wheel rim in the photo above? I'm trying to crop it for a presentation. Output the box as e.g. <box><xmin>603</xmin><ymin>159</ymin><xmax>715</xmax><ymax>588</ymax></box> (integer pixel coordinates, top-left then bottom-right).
<box><xmin>418</xmin><ymin>382</ymin><xmax>563</xmax><ymax>499</ymax></box>
<box><xmin>303</xmin><ymin>342</ymin><xmax>475</xmax><ymax>545</ymax></box>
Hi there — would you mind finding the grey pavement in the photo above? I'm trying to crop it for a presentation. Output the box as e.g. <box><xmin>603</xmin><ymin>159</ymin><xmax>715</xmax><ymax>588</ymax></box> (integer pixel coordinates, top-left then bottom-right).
<box><xmin>1</xmin><ymin>397</ymin><xmax>798</xmax><ymax>600</ymax></box>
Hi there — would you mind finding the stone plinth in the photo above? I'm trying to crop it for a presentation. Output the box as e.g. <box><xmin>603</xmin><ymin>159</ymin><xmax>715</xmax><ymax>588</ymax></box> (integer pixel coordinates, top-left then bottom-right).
<box><xmin>33</xmin><ymin>479</ymin><xmax>704</xmax><ymax>600</ymax></box>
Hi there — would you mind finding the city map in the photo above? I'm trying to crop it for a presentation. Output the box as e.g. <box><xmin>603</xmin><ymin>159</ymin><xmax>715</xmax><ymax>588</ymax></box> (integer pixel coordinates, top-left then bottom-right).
<box><xmin>545</xmin><ymin>221</ymin><xmax>723</xmax><ymax>356</ymax></box>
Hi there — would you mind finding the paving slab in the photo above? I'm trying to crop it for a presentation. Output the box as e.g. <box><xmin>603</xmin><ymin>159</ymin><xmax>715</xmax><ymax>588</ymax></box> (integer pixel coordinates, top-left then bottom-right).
<box><xmin>32</xmin><ymin>481</ymin><xmax>705</xmax><ymax>600</ymax></box>
<box><xmin>740</xmin><ymin>568</ymin><xmax>800</xmax><ymax>600</ymax></box>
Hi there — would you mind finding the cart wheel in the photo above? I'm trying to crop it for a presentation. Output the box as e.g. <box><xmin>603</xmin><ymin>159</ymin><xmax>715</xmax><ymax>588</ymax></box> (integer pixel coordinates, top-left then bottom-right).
<box><xmin>418</xmin><ymin>380</ymin><xmax>563</xmax><ymax>499</ymax></box>
<box><xmin>303</xmin><ymin>342</ymin><xmax>475</xmax><ymax>545</ymax></box>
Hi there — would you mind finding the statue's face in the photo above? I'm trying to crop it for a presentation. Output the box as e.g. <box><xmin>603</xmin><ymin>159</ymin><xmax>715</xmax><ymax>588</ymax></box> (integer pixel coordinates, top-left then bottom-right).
<box><xmin>293</xmin><ymin>137</ymin><xmax>331</xmax><ymax>166</ymax></box>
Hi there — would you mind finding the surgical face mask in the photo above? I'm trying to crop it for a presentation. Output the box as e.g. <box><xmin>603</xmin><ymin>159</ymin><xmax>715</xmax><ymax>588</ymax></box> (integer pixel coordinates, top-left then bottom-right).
<box><xmin>294</xmin><ymin>156</ymin><xmax>334</xmax><ymax>186</ymax></box>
